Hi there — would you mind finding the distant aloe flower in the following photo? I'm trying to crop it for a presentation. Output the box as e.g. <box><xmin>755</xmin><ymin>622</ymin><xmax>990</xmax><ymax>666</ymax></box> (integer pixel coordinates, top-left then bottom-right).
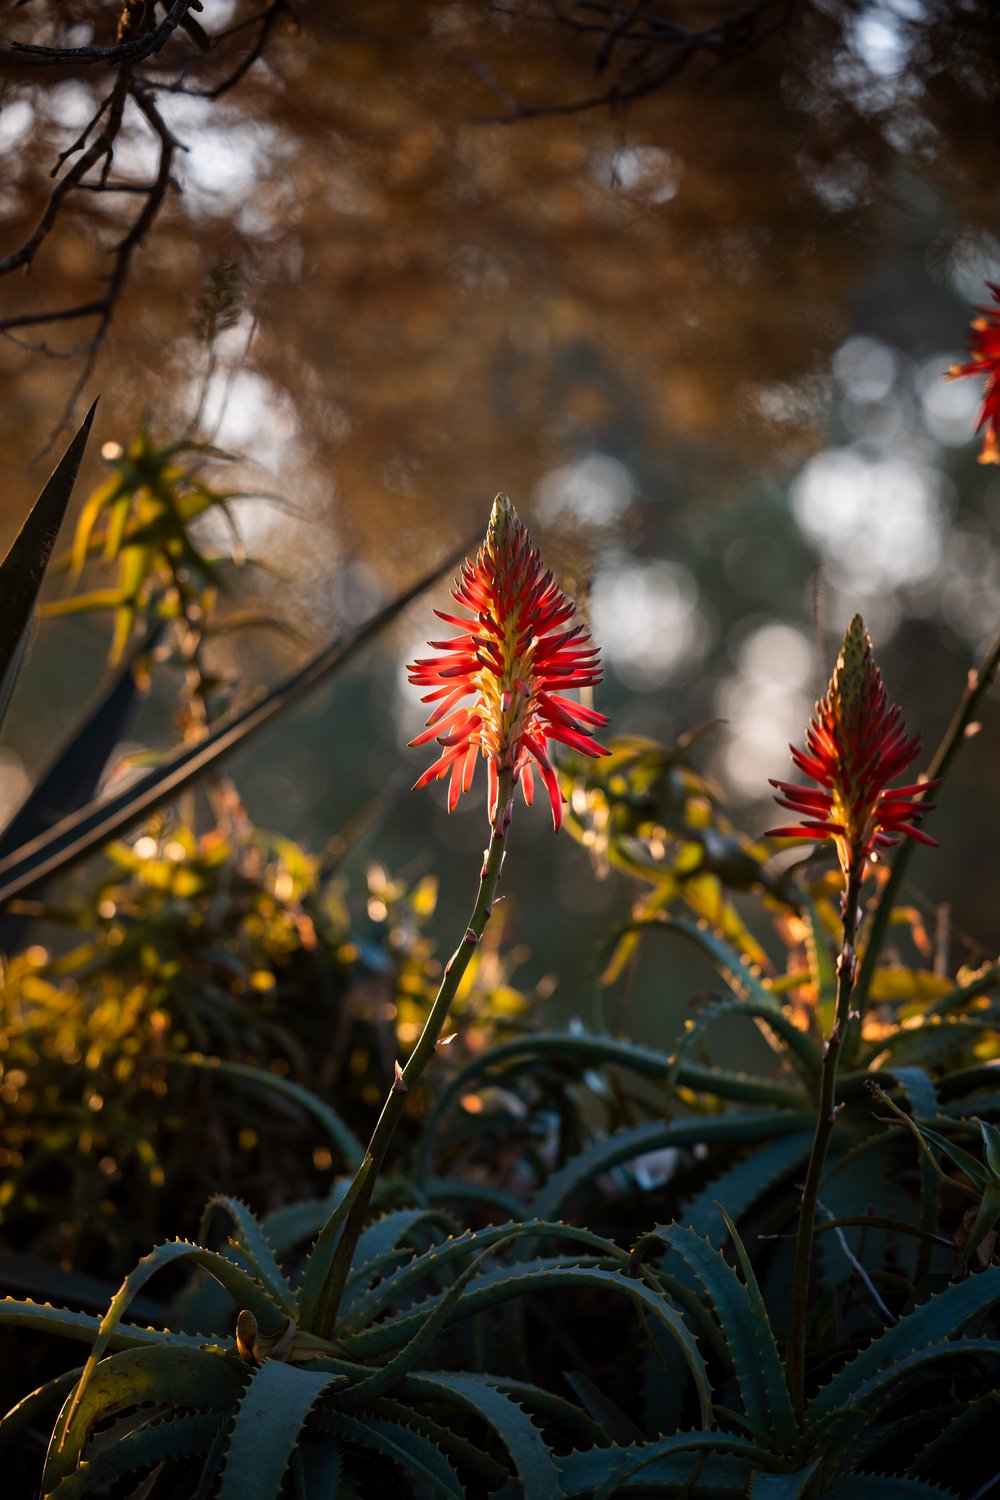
<box><xmin>768</xmin><ymin>614</ymin><xmax>936</xmax><ymax>879</ymax></box>
<box><xmin>948</xmin><ymin>281</ymin><xmax>1000</xmax><ymax>464</ymax></box>
<box><xmin>408</xmin><ymin>493</ymin><xmax>609</xmax><ymax>828</ymax></box>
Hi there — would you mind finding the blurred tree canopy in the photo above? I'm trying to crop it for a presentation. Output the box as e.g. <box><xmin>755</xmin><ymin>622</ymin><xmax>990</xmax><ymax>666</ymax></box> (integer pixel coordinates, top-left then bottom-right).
<box><xmin>2</xmin><ymin>2</ymin><xmax>998</xmax><ymax>539</ymax></box>
<box><xmin>2</xmin><ymin>0</ymin><xmax>1000</xmax><ymax>993</ymax></box>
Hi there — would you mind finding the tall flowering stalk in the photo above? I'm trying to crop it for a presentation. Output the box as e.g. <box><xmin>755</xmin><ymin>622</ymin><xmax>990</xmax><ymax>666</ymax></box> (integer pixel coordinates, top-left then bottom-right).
<box><xmin>310</xmin><ymin>495</ymin><xmax>608</xmax><ymax>1337</ymax></box>
<box><xmin>774</xmin><ymin>616</ymin><xmax>936</xmax><ymax>1418</ymax></box>
<box><xmin>947</xmin><ymin>280</ymin><xmax>1000</xmax><ymax>465</ymax></box>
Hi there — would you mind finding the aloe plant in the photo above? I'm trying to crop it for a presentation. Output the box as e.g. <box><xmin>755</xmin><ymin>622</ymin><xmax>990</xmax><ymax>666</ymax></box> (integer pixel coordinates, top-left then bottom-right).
<box><xmin>2</xmin><ymin>408</ymin><xmax>999</xmax><ymax>1498</ymax></box>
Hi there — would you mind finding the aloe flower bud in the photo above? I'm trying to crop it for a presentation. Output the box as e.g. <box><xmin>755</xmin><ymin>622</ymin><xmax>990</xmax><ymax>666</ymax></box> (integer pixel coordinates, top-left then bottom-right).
<box><xmin>768</xmin><ymin>614</ymin><xmax>936</xmax><ymax>880</ymax></box>
<box><xmin>408</xmin><ymin>493</ymin><xmax>609</xmax><ymax>828</ymax></box>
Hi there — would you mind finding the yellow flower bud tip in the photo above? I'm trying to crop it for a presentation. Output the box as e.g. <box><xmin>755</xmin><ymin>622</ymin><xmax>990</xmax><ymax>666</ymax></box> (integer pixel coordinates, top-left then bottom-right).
<box><xmin>486</xmin><ymin>491</ymin><xmax>518</xmax><ymax>555</ymax></box>
<box><xmin>830</xmin><ymin>612</ymin><xmax>873</xmax><ymax>740</ymax></box>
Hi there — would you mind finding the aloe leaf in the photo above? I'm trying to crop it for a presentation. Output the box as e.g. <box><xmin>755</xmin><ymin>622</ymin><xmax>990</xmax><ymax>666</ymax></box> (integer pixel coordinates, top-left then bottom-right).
<box><xmin>532</xmin><ymin>1110</ymin><xmax>815</xmax><ymax>1222</ymax></box>
<box><xmin>718</xmin><ymin>1208</ymin><xmax>797</xmax><ymax>1451</ymax></box>
<box><xmin>682</xmin><ymin>1133</ymin><xmax>813</xmax><ymax>1245</ymax></box>
<box><xmin>293</xmin><ymin>1439</ymin><xmax>342</xmax><ymax>1498</ymax></box>
<box><xmin>478</xmin><ymin>1375</ymin><xmax>609</xmax><ymax>1446</ymax></box>
<box><xmin>796</xmin><ymin>885</ymin><xmax>838</xmax><ymax>1009</ymax></box>
<box><xmin>422</xmin><ymin>1177</ymin><xmax>526</xmax><ymax>1219</ymax></box>
<box><xmin>198</xmin><ymin>1196</ymin><xmax>296</xmax><ymax>1315</ymax></box>
<box><xmin>48</xmin><ymin>1412</ymin><xmax>221</xmax><ymax>1496</ymax></box>
<box><xmin>418</xmin><ymin>1032</ymin><xmax>809</xmax><ymax>1181</ymax></box>
<box><xmin>0</xmin><ymin>1250</ymin><xmax>161</xmax><ymax>1319</ymax></box>
<box><xmin>53</xmin><ymin>1238</ymin><xmax>287</xmax><ymax>1463</ymax></box>
<box><xmin>336</xmin><ymin>1220</ymin><xmax>623</xmax><ymax>1340</ymax></box>
<box><xmin>598</xmin><ymin>911</ymin><xmax>777</xmax><ymax>1008</ymax></box>
<box><xmin>890</xmin><ymin>1116</ymin><xmax>988</xmax><ymax>1194</ymax></box>
<box><xmin>339</xmin><ymin>1207</ymin><xmax>459</xmax><ymax>1316</ymax></box>
<box><xmin>826</xmin><ymin>1480</ymin><xmax>961</xmax><ymax>1499</ymax></box>
<box><xmin>0</xmin><ymin>401</ymin><xmax>97</xmax><ymax>731</ymax></box>
<box><xmin>811</xmin><ymin>1338</ymin><xmax>1000</xmax><ymax>1465</ymax></box>
<box><xmin>296</xmin><ymin>1155</ymin><xmax>374</xmax><ymax>1335</ymax></box>
<box><xmin>406</xmin><ymin>1371</ymin><xmax>563</xmax><ymax>1499</ymax></box>
<box><xmin>314</xmin><ymin>1410</ymin><xmax>464</xmax><ymax>1498</ymax></box>
<box><xmin>867</xmin><ymin>1016</ymin><xmax>995</xmax><ymax>1071</ymax></box>
<box><xmin>0</xmin><ymin>1295</ymin><xmax>203</xmax><ymax>1350</ymax></box>
<box><xmin>170</xmin><ymin>1055</ymin><xmax>364</xmax><ymax>1172</ymax></box>
<box><xmin>0</xmin><ymin>626</ymin><xmax>161</xmax><ymax>861</ymax></box>
<box><xmin>0</xmin><ymin>539</ymin><xmax>472</xmax><ymax>907</ymax></box>
<box><xmin>910</xmin><ymin>1393</ymin><xmax>1000</xmax><ymax>1481</ymax></box>
<box><xmin>42</xmin><ymin>1344</ymin><xmax>245</xmax><ymax>1488</ymax></box>
<box><xmin>749</xmin><ymin>1469</ymin><xmax>821</xmax><ymax>1498</ymax></box>
<box><xmin>807</xmin><ymin>1267</ymin><xmax>1000</xmax><ymax>1424</ymax></box>
<box><xmin>594</xmin><ymin>1433</ymin><xmax>773</xmax><ymax>1500</ymax></box>
<box><xmin>955</xmin><ymin>1181</ymin><xmax>1000</xmax><ymax>1272</ymax></box>
<box><xmin>562</xmin><ymin>1373</ymin><xmax>642</xmax><ymax>1447</ymax></box>
<box><xmin>558</xmin><ymin>1442</ymin><xmax>751</xmax><ymax>1497</ymax></box>
<box><xmin>214</xmin><ymin>1360</ymin><xmax>342</xmax><ymax>1500</ymax></box>
<box><xmin>371</xmin><ymin>1395</ymin><xmax>511</xmax><ymax>1487</ymax></box>
<box><xmin>262</xmin><ymin>1190</ymin><xmax>349</xmax><ymax>1262</ymax></box>
<box><xmin>940</xmin><ymin>1063</ymin><xmax>1000</xmax><ymax>1103</ymax></box>
<box><xmin>665</xmin><ymin>995</ymin><xmax>818</xmax><ymax>1095</ymax></box>
<box><xmin>590</xmin><ymin>1434</ymin><xmax>779</xmax><ymax>1500</ymax></box>
<box><xmin>0</xmin><ymin>1367</ymin><xmax>81</xmax><ymax>1459</ymax></box>
<box><xmin>926</xmin><ymin>963</ymin><xmax>1000</xmax><ymax>1018</ymax></box>
<box><xmin>340</xmin><ymin>1236</ymin><xmax>518</xmax><ymax>1407</ymax></box>
<box><xmin>641</xmin><ymin>1222</ymin><xmax>793</xmax><ymax>1451</ymax></box>
<box><xmin>346</xmin><ymin>1262</ymin><xmax>712</xmax><ymax>1426</ymax></box>
<box><xmin>873</xmin><ymin>1066</ymin><xmax>939</xmax><ymax>1275</ymax></box>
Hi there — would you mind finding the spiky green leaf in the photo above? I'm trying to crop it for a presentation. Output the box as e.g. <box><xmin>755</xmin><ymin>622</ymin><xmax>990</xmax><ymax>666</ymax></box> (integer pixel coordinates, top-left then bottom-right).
<box><xmin>43</xmin><ymin>1345</ymin><xmax>244</xmax><ymax>1488</ymax></box>
<box><xmin>532</xmin><ymin>1111</ymin><xmax>814</xmax><ymax>1222</ymax></box>
<box><xmin>214</xmin><ymin>1359</ymin><xmax>342</xmax><ymax>1500</ymax></box>
<box><xmin>808</xmin><ymin>1269</ymin><xmax>1000</xmax><ymax>1423</ymax></box>
<box><xmin>0</xmin><ymin>402</ymin><xmax>97</xmax><ymax>731</ymax></box>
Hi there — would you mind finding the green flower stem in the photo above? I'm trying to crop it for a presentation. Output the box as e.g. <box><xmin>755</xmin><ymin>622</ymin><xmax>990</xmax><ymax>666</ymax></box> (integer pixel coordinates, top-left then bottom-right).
<box><xmin>786</xmin><ymin>865</ymin><xmax>862</xmax><ymax>1422</ymax></box>
<box><xmin>311</xmin><ymin>767</ymin><xmax>515</xmax><ymax>1341</ymax></box>
<box><xmin>853</xmin><ymin>625</ymin><xmax>1000</xmax><ymax>1016</ymax></box>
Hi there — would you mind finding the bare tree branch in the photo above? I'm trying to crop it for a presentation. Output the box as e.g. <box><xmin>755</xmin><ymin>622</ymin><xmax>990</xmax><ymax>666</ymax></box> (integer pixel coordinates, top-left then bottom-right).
<box><xmin>480</xmin><ymin>0</ymin><xmax>795</xmax><ymax>120</ymax></box>
<box><xmin>0</xmin><ymin>0</ymin><xmax>292</xmax><ymax>442</ymax></box>
<box><xmin>11</xmin><ymin>0</ymin><xmax>202</xmax><ymax>67</ymax></box>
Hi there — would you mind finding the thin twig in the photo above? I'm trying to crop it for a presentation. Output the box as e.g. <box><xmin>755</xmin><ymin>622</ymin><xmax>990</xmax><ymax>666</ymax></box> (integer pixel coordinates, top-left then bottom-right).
<box><xmin>817</xmin><ymin>1200</ymin><xmax>897</xmax><ymax>1326</ymax></box>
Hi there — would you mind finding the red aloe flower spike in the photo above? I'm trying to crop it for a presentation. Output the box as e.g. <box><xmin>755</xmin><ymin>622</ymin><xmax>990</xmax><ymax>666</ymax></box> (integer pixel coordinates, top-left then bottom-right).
<box><xmin>408</xmin><ymin>493</ymin><xmax>610</xmax><ymax>828</ymax></box>
<box><xmin>767</xmin><ymin>614</ymin><xmax>938</xmax><ymax>879</ymax></box>
<box><xmin>946</xmin><ymin>280</ymin><xmax>1000</xmax><ymax>464</ymax></box>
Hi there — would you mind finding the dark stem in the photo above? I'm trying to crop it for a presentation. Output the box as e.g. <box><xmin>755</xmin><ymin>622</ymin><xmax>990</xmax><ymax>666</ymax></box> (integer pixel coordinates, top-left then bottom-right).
<box><xmin>853</xmin><ymin>625</ymin><xmax>1000</xmax><ymax>1015</ymax></box>
<box><xmin>785</xmin><ymin>865</ymin><xmax>862</xmax><ymax>1421</ymax></box>
<box><xmin>309</xmin><ymin>767</ymin><xmax>515</xmax><ymax>1340</ymax></box>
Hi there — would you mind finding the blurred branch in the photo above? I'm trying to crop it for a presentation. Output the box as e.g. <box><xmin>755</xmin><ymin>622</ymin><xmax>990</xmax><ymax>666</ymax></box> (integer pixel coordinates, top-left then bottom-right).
<box><xmin>0</xmin><ymin>0</ymin><xmax>294</xmax><ymax>440</ymax></box>
<box><xmin>11</xmin><ymin>0</ymin><xmax>204</xmax><ymax>67</ymax></box>
<box><xmin>482</xmin><ymin>0</ymin><xmax>795</xmax><ymax>118</ymax></box>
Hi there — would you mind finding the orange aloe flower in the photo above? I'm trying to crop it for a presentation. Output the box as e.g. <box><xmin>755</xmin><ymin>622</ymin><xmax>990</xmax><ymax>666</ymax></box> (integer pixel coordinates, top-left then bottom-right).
<box><xmin>947</xmin><ymin>281</ymin><xmax>1000</xmax><ymax>464</ymax></box>
<box><xmin>408</xmin><ymin>493</ymin><xmax>609</xmax><ymax>828</ymax></box>
<box><xmin>768</xmin><ymin>614</ymin><xmax>936</xmax><ymax>879</ymax></box>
